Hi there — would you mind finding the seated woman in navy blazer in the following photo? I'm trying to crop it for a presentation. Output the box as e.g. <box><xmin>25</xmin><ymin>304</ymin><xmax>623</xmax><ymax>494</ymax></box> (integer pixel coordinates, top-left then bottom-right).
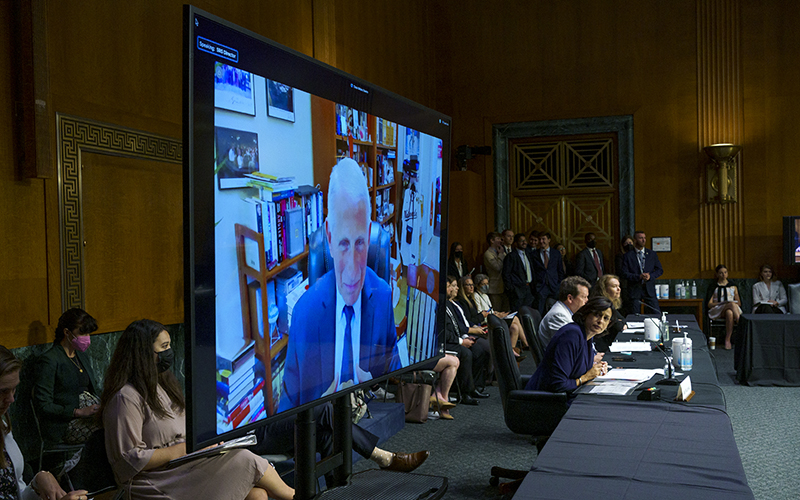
<box><xmin>525</xmin><ymin>297</ymin><xmax>612</xmax><ymax>403</ymax></box>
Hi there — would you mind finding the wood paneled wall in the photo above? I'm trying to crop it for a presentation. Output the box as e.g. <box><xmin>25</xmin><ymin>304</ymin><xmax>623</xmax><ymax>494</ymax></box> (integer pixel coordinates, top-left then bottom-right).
<box><xmin>697</xmin><ymin>0</ymin><xmax>745</xmax><ymax>273</ymax></box>
<box><xmin>438</xmin><ymin>0</ymin><xmax>800</xmax><ymax>283</ymax></box>
<box><xmin>2</xmin><ymin>0</ymin><xmax>800</xmax><ymax>347</ymax></box>
<box><xmin>741</xmin><ymin>1</ymin><xmax>800</xmax><ymax>281</ymax></box>
<box><xmin>0</xmin><ymin>0</ymin><xmax>437</xmax><ymax>347</ymax></box>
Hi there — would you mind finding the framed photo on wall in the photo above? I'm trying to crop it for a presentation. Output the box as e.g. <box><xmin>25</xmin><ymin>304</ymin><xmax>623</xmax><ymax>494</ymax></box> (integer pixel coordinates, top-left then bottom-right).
<box><xmin>215</xmin><ymin>127</ymin><xmax>260</xmax><ymax>189</ymax></box>
<box><xmin>214</xmin><ymin>63</ymin><xmax>256</xmax><ymax>115</ymax></box>
<box><xmin>652</xmin><ymin>237</ymin><xmax>671</xmax><ymax>252</ymax></box>
<box><xmin>266</xmin><ymin>79</ymin><xmax>295</xmax><ymax>122</ymax></box>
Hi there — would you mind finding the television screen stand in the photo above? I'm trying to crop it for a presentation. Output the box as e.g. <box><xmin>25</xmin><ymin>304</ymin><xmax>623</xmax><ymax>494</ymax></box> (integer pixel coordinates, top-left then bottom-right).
<box><xmin>292</xmin><ymin>393</ymin><xmax>447</xmax><ymax>499</ymax></box>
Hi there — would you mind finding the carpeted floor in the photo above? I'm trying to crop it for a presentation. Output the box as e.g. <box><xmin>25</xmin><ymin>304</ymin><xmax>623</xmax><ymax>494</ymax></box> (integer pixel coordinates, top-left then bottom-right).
<box><xmin>711</xmin><ymin>347</ymin><xmax>800</xmax><ymax>500</ymax></box>
<box><xmin>353</xmin><ymin>347</ymin><xmax>800</xmax><ymax>499</ymax></box>
<box><xmin>353</xmin><ymin>355</ymin><xmax>539</xmax><ymax>499</ymax></box>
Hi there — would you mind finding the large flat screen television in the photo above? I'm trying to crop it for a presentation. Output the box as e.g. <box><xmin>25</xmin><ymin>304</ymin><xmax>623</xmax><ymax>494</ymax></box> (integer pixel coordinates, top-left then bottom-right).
<box><xmin>184</xmin><ymin>6</ymin><xmax>451</xmax><ymax>450</ymax></box>
<box><xmin>783</xmin><ymin>216</ymin><xmax>800</xmax><ymax>265</ymax></box>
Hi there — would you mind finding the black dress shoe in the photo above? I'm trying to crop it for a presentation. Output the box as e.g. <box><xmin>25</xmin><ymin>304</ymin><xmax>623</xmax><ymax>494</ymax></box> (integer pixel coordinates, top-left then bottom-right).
<box><xmin>471</xmin><ymin>390</ymin><xmax>490</xmax><ymax>399</ymax></box>
<box><xmin>460</xmin><ymin>395</ymin><xmax>479</xmax><ymax>406</ymax></box>
<box><xmin>380</xmin><ymin>450</ymin><xmax>430</xmax><ymax>473</ymax></box>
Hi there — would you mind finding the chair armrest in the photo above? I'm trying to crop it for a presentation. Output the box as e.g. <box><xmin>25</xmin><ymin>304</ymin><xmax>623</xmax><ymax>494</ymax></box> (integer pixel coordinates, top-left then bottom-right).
<box><xmin>520</xmin><ymin>374</ymin><xmax>532</xmax><ymax>386</ymax></box>
<box><xmin>505</xmin><ymin>390</ymin><xmax>568</xmax><ymax>437</ymax></box>
<box><xmin>507</xmin><ymin>389</ymin><xmax>567</xmax><ymax>404</ymax></box>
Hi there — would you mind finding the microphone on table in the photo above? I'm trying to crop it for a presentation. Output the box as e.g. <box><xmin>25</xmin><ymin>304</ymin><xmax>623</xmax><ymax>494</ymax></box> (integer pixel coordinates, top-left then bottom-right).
<box><xmin>650</xmin><ymin>340</ymin><xmax>680</xmax><ymax>386</ymax></box>
<box><xmin>636</xmin><ymin>300</ymin><xmax>663</xmax><ymax>316</ymax></box>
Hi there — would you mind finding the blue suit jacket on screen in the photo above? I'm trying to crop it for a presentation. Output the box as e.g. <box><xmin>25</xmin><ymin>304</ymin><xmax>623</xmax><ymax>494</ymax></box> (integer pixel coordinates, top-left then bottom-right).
<box><xmin>278</xmin><ymin>267</ymin><xmax>401</xmax><ymax>412</ymax></box>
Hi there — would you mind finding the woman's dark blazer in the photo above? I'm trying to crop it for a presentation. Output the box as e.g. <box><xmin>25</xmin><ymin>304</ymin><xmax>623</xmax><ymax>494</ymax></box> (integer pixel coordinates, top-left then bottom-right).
<box><xmin>447</xmin><ymin>258</ymin><xmax>470</xmax><ymax>280</ymax></box>
<box><xmin>32</xmin><ymin>344</ymin><xmax>98</xmax><ymax>445</ymax></box>
<box><xmin>444</xmin><ymin>300</ymin><xmax>471</xmax><ymax>349</ymax></box>
<box><xmin>457</xmin><ymin>296</ymin><xmax>484</xmax><ymax>326</ymax></box>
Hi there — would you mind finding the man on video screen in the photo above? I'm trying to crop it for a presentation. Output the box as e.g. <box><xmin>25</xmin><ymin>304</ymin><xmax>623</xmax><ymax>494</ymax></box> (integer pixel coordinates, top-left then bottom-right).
<box><xmin>278</xmin><ymin>158</ymin><xmax>403</xmax><ymax>411</ymax></box>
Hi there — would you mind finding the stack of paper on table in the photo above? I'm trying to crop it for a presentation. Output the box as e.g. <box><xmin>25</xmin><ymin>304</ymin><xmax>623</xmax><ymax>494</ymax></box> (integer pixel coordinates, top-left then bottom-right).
<box><xmin>609</xmin><ymin>341</ymin><xmax>652</xmax><ymax>352</ymax></box>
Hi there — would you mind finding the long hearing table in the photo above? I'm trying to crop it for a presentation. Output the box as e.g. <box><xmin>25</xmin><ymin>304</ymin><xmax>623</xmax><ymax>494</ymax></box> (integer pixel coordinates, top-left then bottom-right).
<box><xmin>513</xmin><ymin>314</ymin><xmax>754</xmax><ymax>499</ymax></box>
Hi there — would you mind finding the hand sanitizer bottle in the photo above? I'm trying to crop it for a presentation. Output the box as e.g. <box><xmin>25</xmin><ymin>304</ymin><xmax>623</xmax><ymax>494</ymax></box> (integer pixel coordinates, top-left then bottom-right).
<box><xmin>680</xmin><ymin>332</ymin><xmax>692</xmax><ymax>371</ymax></box>
<box><xmin>661</xmin><ymin>312</ymin><xmax>669</xmax><ymax>342</ymax></box>
<box><xmin>692</xmin><ymin>280</ymin><xmax>697</xmax><ymax>298</ymax></box>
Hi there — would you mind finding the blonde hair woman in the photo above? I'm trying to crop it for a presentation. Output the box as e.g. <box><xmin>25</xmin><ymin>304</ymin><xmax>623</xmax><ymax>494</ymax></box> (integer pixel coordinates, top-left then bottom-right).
<box><xmin>589</xmin><ymin>274</ymin><xmax>627</xmax><ymax>352</ymax></box>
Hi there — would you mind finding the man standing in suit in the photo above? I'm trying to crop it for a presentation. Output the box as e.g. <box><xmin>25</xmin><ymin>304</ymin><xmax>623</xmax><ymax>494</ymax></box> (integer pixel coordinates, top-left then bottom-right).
<box><xmin>501</xmin><ymin>228</ymin><xmax>515</xmax><ymax>256</ymax></box>
<box><xmin>621</xmin><ymin>230</ymin><xmax>663</xmax><ymax>314</ymax></box>
<box><xmin>483</xmin><ymin>231</ymin><xmax>509</xmax><ymax>311</ymax></box>
<box><xmin>574</xmin><ymin>232</ymin><xmax>604</xmax><ymax>284</ymax></box>
<box><xmin>531</xmin><ymin>232</ymin><xmax>566</xmax><ymax>315</ymax></box>
<box><xmin>502</xmin><ymin>233</ymin><xmax>536</xmax><ymax>311</ymax></box>
<box><xmin>279</xmin><ymin>158</ymin><xmax>404</xmax><ymax>412</ymax></box>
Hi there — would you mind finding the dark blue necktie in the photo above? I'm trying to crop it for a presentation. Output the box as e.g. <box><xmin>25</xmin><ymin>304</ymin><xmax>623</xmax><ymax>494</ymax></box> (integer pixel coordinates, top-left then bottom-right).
<box><xmin>342</xmin><ymin>305</ymin><xmax>355</xmax><ymax>383</ymax></box>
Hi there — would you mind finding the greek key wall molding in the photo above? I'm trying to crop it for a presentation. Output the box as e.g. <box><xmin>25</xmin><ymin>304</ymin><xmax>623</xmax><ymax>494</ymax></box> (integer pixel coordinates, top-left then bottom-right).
<box><xmin>56</xmin><ymin>113</ymin><xmax>182</xmax><ymax>310</ymax></box>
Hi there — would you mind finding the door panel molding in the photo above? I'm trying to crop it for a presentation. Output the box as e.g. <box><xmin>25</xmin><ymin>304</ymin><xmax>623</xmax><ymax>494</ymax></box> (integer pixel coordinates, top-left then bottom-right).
<box><xmin>493</xmin><ymin>115</ymin><xmax>634</xmax><ymax>237</ymax></box>
<box><xmin>56</xmin><ymin>113</ymin><xmax>182</xmax><ymax>310</ymax></box>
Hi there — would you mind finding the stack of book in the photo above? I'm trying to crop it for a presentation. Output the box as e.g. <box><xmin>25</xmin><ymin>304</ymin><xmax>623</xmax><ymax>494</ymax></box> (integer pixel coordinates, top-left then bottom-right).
<box><xmin>243</xmin><ymin>175</ymin><xmax>316</xmax><ymax>269</ymax></box>
<box><xmin>295</xmin><ymin>185</ymin><xmax>323</xmax><ymax>241</ymax></box>
<box><xmin>216</xmin><ymin>342</ymin><xmax>266</xmax><ymax>432</ymax></box>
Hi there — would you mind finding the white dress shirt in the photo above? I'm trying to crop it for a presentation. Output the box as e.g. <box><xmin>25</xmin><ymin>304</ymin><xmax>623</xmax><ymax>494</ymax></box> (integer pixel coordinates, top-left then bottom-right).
<box><xmin>473</xmin><ymin>291</ymin><xmax>493</xmax><ymax>314</ymax></box>
<box><xmin>4</xmin><ymin>429</ymin><xmax>39</xmax><ymax>500</ymax></box>
<box><xmin>333</xmin><ymin>290</ymin><xmax>368</xmax><ymax>391</ymax></box>
<box><xmin>518</xmin><ymin>249</ymin><xmax>532</xmax><ymax>283</ymax></box>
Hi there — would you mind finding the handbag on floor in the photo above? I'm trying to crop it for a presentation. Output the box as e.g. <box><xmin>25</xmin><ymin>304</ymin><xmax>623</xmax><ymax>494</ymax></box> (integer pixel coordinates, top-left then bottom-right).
<box><xmin>396</xmin><ymin>374</ymin><xmax>432</xmax><ymax>423</ymax></box>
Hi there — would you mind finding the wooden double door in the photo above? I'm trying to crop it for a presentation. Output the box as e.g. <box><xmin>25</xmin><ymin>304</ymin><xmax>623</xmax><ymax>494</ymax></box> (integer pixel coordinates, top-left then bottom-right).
<box><xmin>508</xmin><ymin>133</ymin><xmax>619</xmax><ymax>271</ymax></box>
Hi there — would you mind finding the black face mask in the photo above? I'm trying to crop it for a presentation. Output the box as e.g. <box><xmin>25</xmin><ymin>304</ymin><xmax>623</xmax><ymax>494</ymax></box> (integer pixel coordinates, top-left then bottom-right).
<box><xmin>156</xmin><ymin>348</ymin><xmax>174</xmax><ymax>373</ymax></box>
<box><xmin>587</xmin><ymin>240</ymin><xmax>596</xmax><ymax>249</ymax></box>
<box><xmin>454</xmin><ymin>251</ymin><xmax>463</xmax><ymax>259</ymax></box>
<box><xmin>624</xmin><ymin>243</ymin><xmax>634</xmax><ymax>252</ymax></box>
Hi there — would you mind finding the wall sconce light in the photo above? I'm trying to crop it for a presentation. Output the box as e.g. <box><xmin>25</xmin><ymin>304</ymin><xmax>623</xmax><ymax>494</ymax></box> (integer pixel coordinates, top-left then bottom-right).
<box><xmin>704</xmin><ymin>144</ymin><xmax>742</xmax><ymax>204</ymax></box>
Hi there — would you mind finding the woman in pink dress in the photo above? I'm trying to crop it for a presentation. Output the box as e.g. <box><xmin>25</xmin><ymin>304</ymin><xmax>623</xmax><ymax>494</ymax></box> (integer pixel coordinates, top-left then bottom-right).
<box><xmin>100</xmin><ymin>319</ymin><xmax>294</xmax><ymax>500</ymax></box>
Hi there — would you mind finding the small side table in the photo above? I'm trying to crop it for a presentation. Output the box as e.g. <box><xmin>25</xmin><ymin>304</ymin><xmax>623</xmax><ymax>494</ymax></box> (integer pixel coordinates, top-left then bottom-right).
<box><xmin>641</xmin><ymin>298</ymin><xmax>704</xmax><ymax>326</ymax></box>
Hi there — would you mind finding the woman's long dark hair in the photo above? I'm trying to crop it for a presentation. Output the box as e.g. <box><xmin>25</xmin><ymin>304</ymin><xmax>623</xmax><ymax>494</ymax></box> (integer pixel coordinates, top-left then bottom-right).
<box><xmin>0</xmin><ymin>345</ymin><xmax>22</xmax><ymax>468</ymax></box>
<box><xmin>100</xmin><ymin>319</ymin><xmax>185</xmax><ymax>419</ymax></box>
<box><xmin>449</xmin><ymin>241</ymin><xmax>463</xmax><ymax>261</ymax></box>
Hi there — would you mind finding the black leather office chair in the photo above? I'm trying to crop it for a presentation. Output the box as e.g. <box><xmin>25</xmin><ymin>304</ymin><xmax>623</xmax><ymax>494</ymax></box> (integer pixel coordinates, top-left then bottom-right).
<box><xmin>486</xmin><ymin>314</ymin><xmax>568</xmax><ymax>489</ymax></box>
<box><xmin>517</xmin><ymin>306</ymin><xmax>544</xmax><ymax>368</ymax></box>
<box><xmin>307</xmin><ymin>222</ymin><xmax>391</xmax><ymax>286</ymax></box>
<box><xmin>68</xmin><ymin>429</ymin><xmax>124</xmax><ymax>498</ymax></box>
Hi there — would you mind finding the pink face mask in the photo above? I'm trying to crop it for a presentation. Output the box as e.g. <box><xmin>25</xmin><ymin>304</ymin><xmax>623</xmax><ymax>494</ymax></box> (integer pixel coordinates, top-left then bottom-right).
<box><xmin>71</xmin><ymin>334</ymin><xmax>91</xmax><ymax>352</ymax></box>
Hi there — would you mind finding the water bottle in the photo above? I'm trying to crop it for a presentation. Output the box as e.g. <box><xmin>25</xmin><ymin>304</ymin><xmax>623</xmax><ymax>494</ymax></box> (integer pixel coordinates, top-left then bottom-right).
<box><xmin>680</xmin><ymin>332</ymin><xmax>692</xmax><ymax>371</ymax></box>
